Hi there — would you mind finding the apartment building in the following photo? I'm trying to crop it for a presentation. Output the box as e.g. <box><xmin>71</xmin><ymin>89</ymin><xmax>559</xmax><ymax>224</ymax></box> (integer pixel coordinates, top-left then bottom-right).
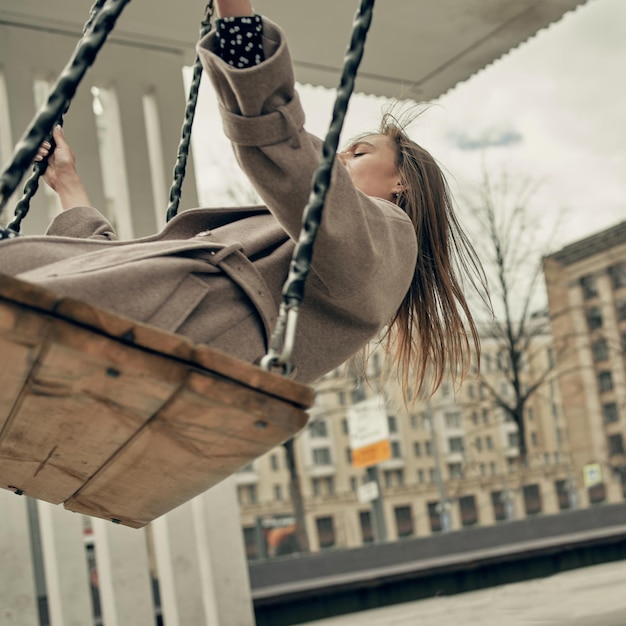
<box><xmin>235</xmin><ymin>325</ymin><xmax>576</xmax><ymax>557</ymax></box>
<box><xmin>544</xmin><ymin>220</ymin><xmax>626</xmax><ymax>505</ymax></box>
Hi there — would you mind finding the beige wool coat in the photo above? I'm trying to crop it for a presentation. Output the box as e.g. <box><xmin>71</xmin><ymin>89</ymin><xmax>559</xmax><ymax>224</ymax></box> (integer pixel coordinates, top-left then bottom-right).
<box><xmin>0</xmin><ymin>19</ymin><xmax>417</xmax><ymax>383</ymax></box>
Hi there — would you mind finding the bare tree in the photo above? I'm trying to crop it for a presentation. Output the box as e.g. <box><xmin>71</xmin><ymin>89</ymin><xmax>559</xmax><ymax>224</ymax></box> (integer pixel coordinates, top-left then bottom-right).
<box><xmin>462</xmin><ymin>166</ymin><xmax>566</xmax><ymax>462</ymax></box>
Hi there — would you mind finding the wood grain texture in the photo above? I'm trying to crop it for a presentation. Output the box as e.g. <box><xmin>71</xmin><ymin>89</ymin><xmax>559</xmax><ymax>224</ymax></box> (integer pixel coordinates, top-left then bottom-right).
<box><xmin>0</xmin><ymin>275</ymin><xmax>312</xmax><ymax>526</ymax></box>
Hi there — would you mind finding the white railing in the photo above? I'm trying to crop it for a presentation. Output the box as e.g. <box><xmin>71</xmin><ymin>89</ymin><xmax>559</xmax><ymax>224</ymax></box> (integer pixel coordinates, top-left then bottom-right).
<box><xmin>0</xmin><ymin>477</ymin><xmax>255</xmax><ymax>626</ymax></box>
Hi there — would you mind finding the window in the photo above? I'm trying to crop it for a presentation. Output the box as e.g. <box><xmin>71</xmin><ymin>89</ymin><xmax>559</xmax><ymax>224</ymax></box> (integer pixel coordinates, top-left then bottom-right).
<box><xmin>391</xmin><ymin>441</ymin><xmax>402</xmax><ymax>458</ymax></box>
<box><xmin>309</xmin><ymin>420</ymin><xmax>328</xmax><ymax>438</ymax></box>
<box><xmin>448</xmin><ymin>437</ymin><xmax>464</xmax><ymax>453</ymax></box>
<box><xmin>273</xmin><ymin>485</ymin><xmax>283</xmax><ymax>500</ymax></box>
<box><xmin>359</xmin><ymin>511</ymin><xmax>373</xmax><ymax>544</ymax></box>
<box><xmin>312</xmin><ymin>477</ymin><xmax>321</xmax><ymax>496</ymax></box>
<box><xmin>609</xmin><ymin>262</ymin><xmax>626</xmax><ymax>289</ymax></box>
<box><xmin>429</xmin><ymin>468</ymin><xmax>437</xmax><ymax>483</ymax></box>
<box><xmin>448</xmin><ymin>463</ymin><xmax>463</xmax><ymax>479</ymax></box>
<box><xmin>245</xmin><ymin>485</ymin><xmax>257</xmax><ymax>505</ymax></box>
<box><xmin>316</xmin><ymin>516</ymin><xmax>335</xmax><ymax>549</ymax></box>
<box><xmin>417</xmin><ymin>469</ymin><xmax>425</xmax><ymax>483</ymax></box>
<box><xmin>482</xmin><ymin>409</ymin><xmax>489</xmax><ymax>424</ymax></box>
<box><xmin>338</xmin><ymin>391</ymin><xmax>346</xmax><ymax>405</ymax></box>
<box><xmin>523</xmin><ymin>484</ymin><xmax>542</xmax><ymax>515</ymax></box>
<box><xmin>459</xmin><ymin>495</ymin><xmax>478</xmax><ymax>526</ymax></box>
<box><xmin>603</xmin><ymin>403</ymin><xmax>620</xmax><ymax>424</ymax></box>
<box><xmin>468</xmin><ymin>384</ymin><xmax>475</xmax><ymax>399</ymax></box>
<box><xmin>588</xmin><ymin>482</ymin><xmax>606</xmax><ymax>504</ymax></box>
<box><xmin>425</xmin><ymin>441</ymin><xmax>432</xmax><ymax>456</ymax></box>
<box><xmin>490</xmin><ymin>461</ymin><xmax>497</xmax><ymax>475</ymax></box>
<box><xmin>587</xmin><ymin>307</ymin><xmax>603</xmax><ymax>330</ymax></box>
<box><xmin>508</xmin><ymin>432</ymin><xmax>519</xmax><ymax>448</ymax></box>
<box><xmin>592</xmin><ymin>338</ymin><xmax>609</xmax><ymax>362</ymax></box>
<box><xmin>388</xmin><ymin>415</ymin><xmax>398</xmax><ymax>433</ymax></box>
<box><xmin>580</xmin><ymin>274</ymin><xmax>598</xmax><ymax>299</ymax></box>
<box><xmin>341</xmin><ymin>418</ymin><xmax>349</xmax><ymax>434</ymax></box>
<box><xmin>394</xmin><ymin>505</ymin><xmax>414</xmax><ymax>538</ymax></box>
<box><xmin>508</xmin><ymin>458</ymin><xmax>516</xmax><ymax>472</ymax></box>
<box><xmin>480</xmin><ymin>463</ymin><xmax>486</xmax><ymax>476</ymax></box>
<box><xmin>598</xmin><ymin>371</ymin><xmax>613</xmax><ymax>392</ymax></box>
<box><xmin>352</xmin><ymin>387</ymin><xmax>366</xmax><ymax>404</ymax></box>
<box><xmin>623</xmin><ymin>331</ymin><xmax>626</xmax><ymax>353</ymax></box>
<box><xmin>475</xmin><ymin>437</ymin><xmax>482</xmax><ymax>452</ymax></box>
<box><xmin>243</xmin><ymin>526</ymin><xmax>259</xmax><ymax>560</ymax></box>
<box><xmin>413</xmin><ymin>441</ymin><xmax>422</xmax><ymax>457</ymax></box>
<box><xmin>345</xmin><ymin>447</ymin><xmax>352</xmax><ymax>464</ymax></box>
<box><xmin>270</xmin><ymin>454</ymin><xmax>279</xmax><ymax>471</ymax></box>
<box><xmin>531</xmin><ymin>431</ymin><xmax>538</xmax><ymax>447</ymax></box>
<box><xmin>486</xmin><ymin>435</ymin><xmax>494</xmax><ymax>450</ymax></box>
<box><xmin>384</xmin><ymin>469</ymin><xmax>404</xmax><ymax>488</ymax></box>
<box><xmin>350</xmin><ymin>476</ymin><xmax>358</xmax><ymax>492</ymax></box>
<box><xmin>472</xmin><ymin>411</ymin><xmax>479</xmax><ymax>425</ymax></box>
<box><xmin>555</xmin><ymin>480</ymin><xmax>572</xmax><ymax>511</ymax></box>
<box><xmin>325</xmin><ymin>476</ymin><xmax>335</xmax><ymax>495</ymax></box>
<box><xmin>427</xmin><ymin>501</ymin><xmax>442</xmax><ymax>532</ymax></box>
<box><xmin>617</xmin><ymin>299</ymin><xmax>626</xmax><ymax>322</ymax></box>
<box><xmin>313</xmin><ymin>447</ymin><xmax>332</xmax><ymax>465</ymax></box>
<box><xmin>608</xmin><ymin>433</ymin><xmax>625</xmax><ymax>456</ymax></box>
<box><xmin>445</xmin><ymin>412</ymin><xmax>461</xmax><ymax>428</ymax></box>
<box><xmin>491</xmin><ymin>491</ymin><xmax>507</xmax><ymax>521</ymax></box>
<box><xmin>527</xmin><ymin>407</ymin><xmax>534</xmax><ymax>421</ymax></box>
<box><xmin>410</xmin><ymin>414</ymin><xmax>419</xmax><ymax>429</ymax></box>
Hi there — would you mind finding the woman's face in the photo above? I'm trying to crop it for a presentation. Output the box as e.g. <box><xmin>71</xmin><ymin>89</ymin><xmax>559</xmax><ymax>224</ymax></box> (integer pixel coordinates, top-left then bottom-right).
<box><xmin>337</xmin><ymin>134</ymin><xmax>402</xmax><ymax>203</ymax></box>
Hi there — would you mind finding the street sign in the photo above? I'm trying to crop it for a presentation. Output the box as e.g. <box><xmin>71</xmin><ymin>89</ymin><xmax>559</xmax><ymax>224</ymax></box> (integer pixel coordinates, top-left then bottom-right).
<box><xmin>357</xmin><ymin>480</ymin><xmax>379</xmax><ymax>504</ymax></box>
<box><xmin>347</xmin><ymin>395</ymin><xmax>391</xmax><ymax>468</ymax></box>
<box><xmin>583</xmin><ymin>463</ymin><xmax>602</xmax><ymax>487</ymax></box>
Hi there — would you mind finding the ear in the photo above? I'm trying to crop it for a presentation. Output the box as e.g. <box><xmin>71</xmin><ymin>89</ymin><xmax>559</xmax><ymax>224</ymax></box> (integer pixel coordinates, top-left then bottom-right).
<box><xmin>392</xmin><ymin>180</ymin><xmax>406</xmax><ymax>197</ymax></box>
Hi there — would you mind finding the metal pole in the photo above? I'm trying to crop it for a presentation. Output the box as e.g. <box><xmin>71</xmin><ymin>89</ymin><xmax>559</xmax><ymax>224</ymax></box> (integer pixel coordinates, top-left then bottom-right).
<box><xmin>427</xmin><ymin>403</ymin><xmax>451</xmax><ymax>532</ymax></box>
<box><xmin>365</xmin><ymin>466</ymin><xmax>387</xmax><ymax>543</ymax></box>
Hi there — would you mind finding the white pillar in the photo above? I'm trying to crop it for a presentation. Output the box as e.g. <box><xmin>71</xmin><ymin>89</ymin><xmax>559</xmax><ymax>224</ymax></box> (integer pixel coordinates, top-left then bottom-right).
<box><xmin>193</xmin><ymin>477</ymin><xmax>256</xmax><ymax>626</ymax></box>
<box><xmin>0</xmin><ymin>492</ymin><xmax>39</xmax><ymax>626</ymax></box>
<box><xmin>92</xmin><ymin>519</ymin><xmax>155</xmax><ymax>626</ymax></box>
<box><xmin>152</xmin><ymin>501</ymin><xmax>208</xmax><ymax>626</ymax></box>
<box><xmin>37</xmin><ymin>502</ymin><xmax>94</xmax><ymax>626</ymax></box>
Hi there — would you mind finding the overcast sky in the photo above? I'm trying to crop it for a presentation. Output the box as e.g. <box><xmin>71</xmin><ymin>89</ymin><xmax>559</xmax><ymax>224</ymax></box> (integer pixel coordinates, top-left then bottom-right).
<box><xmin>193</xmin><ymin>0</ymin><xmax>625</xmax><ymax>252</ymax></box>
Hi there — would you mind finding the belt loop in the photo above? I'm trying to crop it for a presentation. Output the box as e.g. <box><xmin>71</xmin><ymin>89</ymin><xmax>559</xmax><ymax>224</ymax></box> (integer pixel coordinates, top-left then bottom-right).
<box><xmin>216</xmin><ymin>250</ymin><xmax>278</xmax><ymax>350</ymax></box>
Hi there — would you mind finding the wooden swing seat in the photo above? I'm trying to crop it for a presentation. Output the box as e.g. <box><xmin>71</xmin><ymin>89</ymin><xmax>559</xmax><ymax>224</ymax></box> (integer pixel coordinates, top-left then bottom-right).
<box><xmin>0</xmin><ymin>274</ymin><xmax>312</xmax><ymax>528</ymax></box>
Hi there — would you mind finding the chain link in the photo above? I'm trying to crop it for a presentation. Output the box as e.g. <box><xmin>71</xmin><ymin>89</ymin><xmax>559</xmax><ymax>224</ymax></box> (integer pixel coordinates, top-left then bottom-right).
<box><xmin>261</xmin><ymin>0</ymin><xmax>376</xmax><ymax>373</ymax></box>
<box><xmin>166</xmin><ymin>1</ymin><xmax>215</xmax><ymax>222</ymax></box>
<box><xmin>0</xmin><ymin>0</ymin><xmax>132</xmax><ymax>226</ymax></box>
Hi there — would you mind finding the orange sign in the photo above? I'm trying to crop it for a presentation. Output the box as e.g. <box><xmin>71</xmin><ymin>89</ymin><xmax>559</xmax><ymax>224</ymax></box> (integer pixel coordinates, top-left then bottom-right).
<box><xmin>351</xmin><ymin>439</ymin><xmax>391</xmax><ymax>469</ymax></box>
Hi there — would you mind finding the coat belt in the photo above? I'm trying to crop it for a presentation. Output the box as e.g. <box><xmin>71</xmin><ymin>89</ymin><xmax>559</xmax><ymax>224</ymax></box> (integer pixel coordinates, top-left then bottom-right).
<box><xmin>195</xmin><ymin>244</ymin><xmax>278</xmax><ymax>350</ymax></box>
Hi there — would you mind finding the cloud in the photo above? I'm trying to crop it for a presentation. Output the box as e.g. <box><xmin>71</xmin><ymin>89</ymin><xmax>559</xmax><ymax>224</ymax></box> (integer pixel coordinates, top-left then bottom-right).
<box><xmin>449</xmin><ymin>128</ymin><xmax>523</xmax><ymax>151</ymax></box>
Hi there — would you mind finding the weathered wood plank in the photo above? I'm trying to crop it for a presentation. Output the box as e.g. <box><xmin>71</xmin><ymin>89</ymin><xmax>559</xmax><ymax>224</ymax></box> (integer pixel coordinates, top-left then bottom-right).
<box><xmin>0</xmin><ymin>317</ymin><xmax>186</xmax><ymax>504</ymax></box>
<box><xmin>0</xmin><ymin>274</ymin><xmax>312</xmax><ymax>526</ymax></box>
<box><xmin>66</xmin><ymin>371</ymin><xmax>309</xmax><ymax>527</ymax></box>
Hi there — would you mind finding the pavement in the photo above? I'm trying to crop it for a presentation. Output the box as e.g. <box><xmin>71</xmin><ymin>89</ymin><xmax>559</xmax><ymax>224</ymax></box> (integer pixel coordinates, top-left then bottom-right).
<box><xmin>302</xmin><ymin>559</ymin><xmax>626</xmax><ymax>626</ymax></box>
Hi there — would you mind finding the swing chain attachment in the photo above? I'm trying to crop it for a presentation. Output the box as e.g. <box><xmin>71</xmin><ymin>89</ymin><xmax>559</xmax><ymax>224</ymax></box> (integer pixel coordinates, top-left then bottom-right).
<box><xmin>0</xmin><ymin>0</ymin><xmax>132</xmax><ymax>226</ymax></box>
<box><xmin>5</xmin><ymin>0</ymin><xmax>110</xmax><ymax>234</ymax></box>
<box><xmin>261</xmin><ymin>0</ymin><xmax>375</xmax><ymax>375</ymax></box>
<box><xmin>166</xmin><ymin>1</ymin><xmax>215</xmax><ymax>222</ymax></box>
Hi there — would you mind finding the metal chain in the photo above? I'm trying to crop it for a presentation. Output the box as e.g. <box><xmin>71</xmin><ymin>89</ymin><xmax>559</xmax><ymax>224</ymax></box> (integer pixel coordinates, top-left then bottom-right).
<box><xmin>0</xmin><ymin>0</ymin><xmax>132</xmax><ymax>227</ymax></box>
<box><xmin>7</xmin><ymin>0</ymin><xmax>106</xmax><ymax>234</ymax></box>
<box><xmin>166</xmin><ymin>1</ymin><xmax>215</xmax><ymax>222</ymax></box>
<box><xmin>261</xmin><ymin>0</ymin><xmax>376</xmax><ymax>374</ymax></box>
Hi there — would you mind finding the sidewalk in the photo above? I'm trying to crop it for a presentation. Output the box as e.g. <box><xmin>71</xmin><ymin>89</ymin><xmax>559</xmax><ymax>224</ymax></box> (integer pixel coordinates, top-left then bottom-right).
<box><xmin>302</xmin><ymin>559</ymin><xmax>626</xmax><ymax>626</ymax></box>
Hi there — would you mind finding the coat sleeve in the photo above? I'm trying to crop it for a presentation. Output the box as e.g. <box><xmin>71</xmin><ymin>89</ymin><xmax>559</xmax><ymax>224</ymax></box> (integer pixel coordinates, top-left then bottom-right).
<box><xmin>197</xmin><ymin>18</ymin><xmax>417</xmax><ymax>317</ymax></box>
<box><xmin>45</xmin><ymin>206</ymin><xmax>119</xmax><ymax>240</ymax></box>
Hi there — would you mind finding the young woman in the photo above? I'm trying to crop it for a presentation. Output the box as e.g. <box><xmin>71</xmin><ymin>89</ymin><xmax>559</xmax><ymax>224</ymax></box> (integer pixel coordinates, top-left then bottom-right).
<box><xmin>0</xmin><ymin>0</ymin><xmax>483</xmax><ymax>393</ymax></box>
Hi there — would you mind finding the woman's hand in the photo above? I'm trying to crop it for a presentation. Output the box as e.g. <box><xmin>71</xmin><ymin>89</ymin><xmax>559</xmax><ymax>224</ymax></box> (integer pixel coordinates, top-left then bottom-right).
<box><xmin>214</xmin><ymin>0</ymin><xmax>253</xmax><ymax>18</ymax></box>
<box><xmin>35</xmin><ymin>125</ymin><xmax>91</xmax><ymax>210</ymax></box>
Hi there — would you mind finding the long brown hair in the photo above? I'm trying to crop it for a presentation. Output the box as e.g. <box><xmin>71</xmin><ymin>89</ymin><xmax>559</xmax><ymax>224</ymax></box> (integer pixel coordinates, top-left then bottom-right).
<box><xmin>377</xmin><ymin>113</ymin><xmax>487</xmax><ymax>398</ymax></box>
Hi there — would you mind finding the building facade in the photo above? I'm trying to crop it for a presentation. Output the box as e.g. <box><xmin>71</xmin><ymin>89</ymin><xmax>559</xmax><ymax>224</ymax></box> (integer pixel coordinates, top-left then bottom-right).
<box><xmin>544</xmin><ymin>220</ymin><xmax>626</xmax><ymax>505</ymax></box>
<box><xmin>235</xmin><ymin>324</ymin><xmax>578</xmax><ymax>557</ymax></box>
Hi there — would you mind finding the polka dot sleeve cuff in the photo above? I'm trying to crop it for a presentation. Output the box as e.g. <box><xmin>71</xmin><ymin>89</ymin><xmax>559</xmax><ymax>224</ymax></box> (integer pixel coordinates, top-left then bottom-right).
<box><xmin>216</xmin><ymin>14</ymin><xmax>265</xmax><ymax>68</ymax></box>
